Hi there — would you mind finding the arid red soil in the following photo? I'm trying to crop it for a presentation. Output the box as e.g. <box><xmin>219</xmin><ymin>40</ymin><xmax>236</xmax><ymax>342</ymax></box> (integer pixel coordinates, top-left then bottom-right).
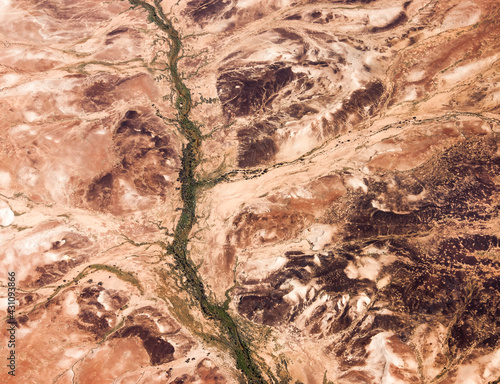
<box><xmin>1</xmin><ymin>0</ymin><xmax>499</xmax><ymax>383</ymax></box>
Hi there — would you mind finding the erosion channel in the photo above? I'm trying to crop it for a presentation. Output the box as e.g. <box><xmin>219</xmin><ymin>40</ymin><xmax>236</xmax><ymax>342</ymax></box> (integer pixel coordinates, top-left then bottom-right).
<box><xmin>126</xmin><ymin>1</ymin><xmax>267</xmax><ymax>383</ymax></box>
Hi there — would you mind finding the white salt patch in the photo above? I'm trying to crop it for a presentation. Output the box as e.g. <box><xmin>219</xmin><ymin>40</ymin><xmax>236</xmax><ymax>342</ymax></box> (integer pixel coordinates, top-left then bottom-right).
<box><xmin>372</xmin><ymin>200</ymin><xmax>390</xmax><ymax>211</ymax></box>
<box><xmin>64</xmin><ymin>291</ymin><xmax>80</xmax><ymax>316</ymax></box>
<box><xmin>43</xmin><ymin>251</ymin><xmax>61</xmax><ymax>263</ymax></box>
<box><xmin>482</xmin><ymin>349</ymin><xmax>500</xmax><ymax>380</ymax></box>
<box><xmin>357</xmin><ymin>262</ymin><xmax>384</xmax><ymax>281</ymax></box>
<box><xmin>367</xmin><ymin>7</ymin><xmax>403</xmax><ymax>28</ymax></box>
<box><xmin>97</xmin><ymin>291</ymin><xmax>112</xmax><ymax>310</ymax></box>
<box><xmin>0</xmin><ymin>73</ymin><xmax>20</xmax><ymax>88</ymax></box>
<box><xmin>16</xmin><ymin>325</ymin><xmax>33</xmax><ymax>339</ymax></box>
<box><xmin>345</xmin><ymin>257</ymin><xmax>382</xmax><ymax>281</ymax></box>
<box><xmin>442</xmin><ymin>1</ymin><xmax>481</xmax><ymax>30</ymax></box>
<box><xmin>407</xmin><ymin>70</ymin><xmax>426</xmax><ymax>82</ymax></box>
<box><xmin>304</xmin><ymin>224</ymin><xmax>335</xmax><ymax>251</ymax></box>
<box><xmin>235</xmin><ymin>0</ymin><xmax>259</xmax><ymax>8</ymax></box>
<box><xmin>2</xmin><ymin>248</ymin><xmax>15</xmax><ymax>269</ymax></box>
<box><xmin>364</xmin><ymin>245</ymin><xmax>386</xmax><ymax>255</ymax></box>
<box><xmin>377</xmin><ymin>275</ymin><xmax>391</xmax><ymax>289</ymax></box>
<box><xmin>243</xmin><ymin>256</ymin><xmax>288</xmax><ymax>280</ymax></box>
<box><xmin>0</xmin><ymin>297</ymin><xmax>7</xmax><ymax>312</ymax></box>
<box><xmin>44</xmin><ymin>166</ymin><xmax>70</xmax><ymax>202</ymax></box>
<box><xmin>402</xmin><ymin>86</ymin><xmax>418</xmax><ymax>101</ymax></box>
<box><xmin>0</xmin><ymin>201</ymin><xmax>14</xmax><ymax>226</ymax></box>
<box><xmin>296</xmin><ymin>292</ymin><xmax>329</xmax><ymax>327</ymax></box>
<box><xmin>10</xmin><ymin>124</ymin><xmax>35</xmax><ymax>136</ymax></box>
<box><xmin>203</xmin><ymin>360</ymin><xmax>214</xmax><ymax>368</ymax></box>
<box><xmin>367</xmin><ymin>332</ymin><xmax>405</xmax><ymax>382</ymax></box>
<box><xmin>0</xmin><ymin>0</ymin><xmax>11</xmax><ymax>21</ymax></box>
<box><xmin>275</xmin><ymin>123</ymin><xmax>318</xmax><ymax>161</ymax></box>
<box><xmin>12</xmin><ymin>228</ymin><xmax>63</xmax><ymax>257</ymax></box>
<box><xmin>17</xmin><ymin>165</ymin><xmax>39</xmax><ymax>186</ymax></box>
<box><xmin>246</xmin><ymin>203</ymin><xmax>271</xmax><ymax>215</ymax></box>
<box><xmin>339</xmin><ymin>294</ymin><xmax>349</xmax><ymax>309</ymax></box>
<box><xmin>270</xmin><ymin>256</ymin><xmax>288</xmax><ymax>271</ymax></box>
<box><xmin>307</xmin><ymin>286</ymin><xmax>316</xmax><ymax>301</ymax></box>
<box><xmin>0</xmin><ymin>171</ymin><xmax>12</xmax><ymax>188</ymax></box>
<box><xmin>24</xmin><ymin>111</ymin><xmax>39</xmax><ymax>122</ymax></box>
<box><xmin>155</xmin><ymin>319</ymin><xmax>177</xmax><ymax>334</ymax></box>
<box><xmin>119</xmin><ymin>179</ymin><xmax>154</xmax><ymax>210</ymax></box>
<box><xmin>245</xmin><ymin>44</ymin><xmax>287</xmax><ymax>62</ymax></box>
<box><xmin>313</xmin><ymin>254</ymin><xmax>321</xmax><ymax>266</ymax></box>
<box><xmin>345</xmin><ymin>263</ymin><xmax>358</xmax><ymax>279</ymax></box>
<box><xmin>283</xmin><ymin>279</ymin><xmax>310</xmax><ymax>304</ymax></box>
<box><xmin>356</xmin><ymin>294</ymin><xmax>371</xmax><ymax>313</ymax></box>
<box><xmin>286</xmin><ymin>186</ymin><xmax>313</xmax><ymax>199</ymax></box>
<box><xmin>345</xmin><ymin>176</ymin><xmax>368</xmax><ymax>193</ymax></box>
<box><xmin>406</xmin><ymin>188</ymin><xmax>427</xmax><ymax>202</ymax></box>
<box><xmin>442</xmin><ymin>55</ymin><xmax>498</xmax><ymax>84</ymax></box>
<box><xmin>491</xmin><ymin>90</ymin><xmax>500</xmax><ymax>107</ymax></box>
<box><xmin>12</xmin><ymin>77</ymin><xmax>76</xmax><ymax>96</ymax></box>
<box><xmin>64</xmin><ymin>347</ymin><xmax>86</xmax><ymax>359</ymax></box>
<box><xmin>453</xmin><ymin>364</ymin><xmax>482</xmax><ymax>383</ymax></box>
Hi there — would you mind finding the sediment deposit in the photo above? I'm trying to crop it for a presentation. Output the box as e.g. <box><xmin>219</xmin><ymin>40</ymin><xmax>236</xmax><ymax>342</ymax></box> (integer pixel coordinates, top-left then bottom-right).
<box><xmin>1</xmin><ymin>0</ymin><xmax>499</xmax><ymax>383</ymax></box>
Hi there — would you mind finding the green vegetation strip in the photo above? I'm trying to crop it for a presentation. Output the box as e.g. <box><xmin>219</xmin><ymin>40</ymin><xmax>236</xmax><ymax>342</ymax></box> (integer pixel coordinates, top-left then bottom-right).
<box><xmin>126</xmin><ymin>1</ymin><xmax>267</xmax><ymax>382</ymax></box>
<box><xmin>17</xmin><ymin>264</ymin><xmax>142</xmax><ymax>316</ymax></box>
<box><xmin>87</xmin><ymin>264</ymin><xmax>143</xmax><ymax>294</ymax></box>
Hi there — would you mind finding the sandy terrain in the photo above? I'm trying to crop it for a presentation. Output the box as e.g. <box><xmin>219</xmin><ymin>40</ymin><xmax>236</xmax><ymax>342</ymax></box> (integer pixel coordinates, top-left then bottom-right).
<box><xmin>0</xmin><ymin>0</ymin><xmax>499</xmax><ymax>383</ymax></box>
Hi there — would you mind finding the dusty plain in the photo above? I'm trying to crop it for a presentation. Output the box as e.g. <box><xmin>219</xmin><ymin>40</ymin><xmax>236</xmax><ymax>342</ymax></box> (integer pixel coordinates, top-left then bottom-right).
<box><xmin>0</xmin><ymin>0</ymin><xmax>500</xmax><ymax>383</ymax></box>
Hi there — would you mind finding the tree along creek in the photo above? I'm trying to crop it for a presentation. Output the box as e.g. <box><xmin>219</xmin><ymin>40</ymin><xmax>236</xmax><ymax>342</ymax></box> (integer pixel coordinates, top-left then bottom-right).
<box><xmin>127</xmin><ymin>1</ymin><xmax>267</xmax><ymax>383</ymax></box>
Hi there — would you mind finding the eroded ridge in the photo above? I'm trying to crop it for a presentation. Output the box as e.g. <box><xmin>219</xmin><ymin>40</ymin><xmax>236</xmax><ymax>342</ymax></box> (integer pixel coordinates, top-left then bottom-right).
<box><xmin>126</xmin><ymin>1</ymin><xmax>267</xmax><ymax>382</ymax></box>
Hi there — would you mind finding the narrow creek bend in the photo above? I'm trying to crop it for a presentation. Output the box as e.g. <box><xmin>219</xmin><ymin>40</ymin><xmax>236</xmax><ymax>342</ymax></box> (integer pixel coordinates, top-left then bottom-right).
<box><xmin>127</xmin><ymin>1</ymin><xmax>267</xmax><ymax>382</ymax></box>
